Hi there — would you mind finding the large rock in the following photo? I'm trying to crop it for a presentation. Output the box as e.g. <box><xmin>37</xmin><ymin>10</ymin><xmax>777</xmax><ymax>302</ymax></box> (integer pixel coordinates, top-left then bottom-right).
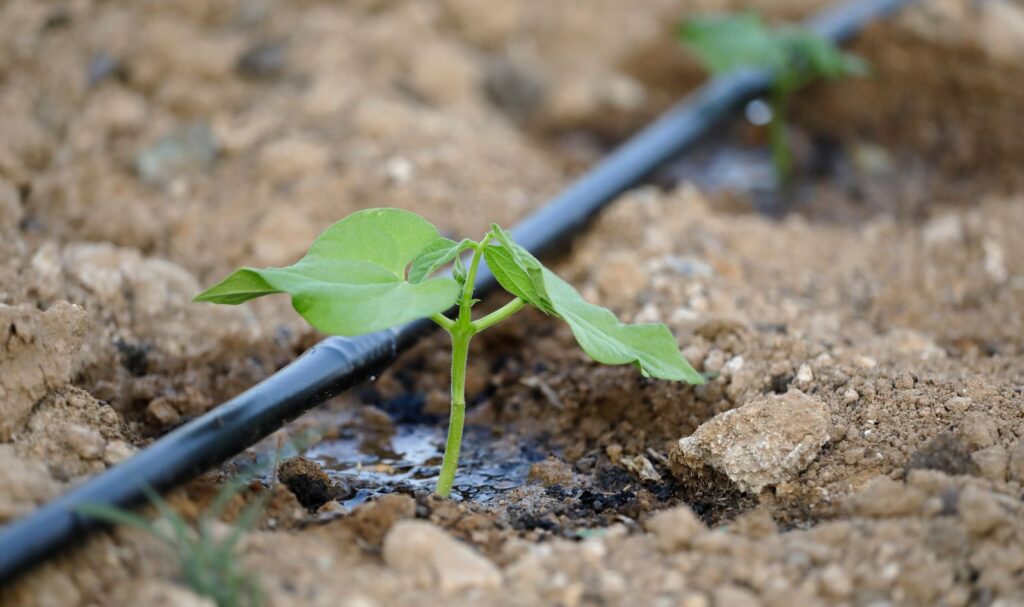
<box><xmin>671</xmin><ymin>390</ymin><xmax>832</xmax><ymax>493</ymax></box>
<box><xmin>383</xmin><ymin>520</ymin><xmax>502</xmax><ymax>594</ymax></box>
<box><xmin>0</xmin><ymin>302</ymin><xmax>87</xmax><ymax>440</ymax></box>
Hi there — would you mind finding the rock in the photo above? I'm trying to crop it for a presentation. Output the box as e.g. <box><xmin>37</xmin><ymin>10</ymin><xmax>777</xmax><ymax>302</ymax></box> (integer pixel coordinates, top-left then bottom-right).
<box><xmin>979</xmin><ymin>0</ymin><xmax>1024</xmax><ymax>62</ymax></box>
<box><xmin>528</xmin><ymin>456</ymin><xmax>574</xmax><ymax>487</ymax></box>
<box><xmin>64</xmin><ymin>424</ymin><xmax>106</xmax><ymax>460</ymax></box>
<box><xmin>971</xmin><ymin>445</ymin><xmax>1009</xmax><ymax>482</ymax></box>
<box><xmin>0</xmin><ymin>302</ymin><xmax>87</xmax><ymax>440</ymax></box>
<box><xmin>349</xmin><ymin>494</ymin><xmax>416</xmax><ymax>545</ymax></box>
<box><xmin>671</xmin><ymin>390</ymin><xmax>831</xmax><ymax>493</ymax></box>
<box><xmin>732</xmin><ymin>508</ymin><xmax>777</xmax><ymax>539</ymax></box>
<box><xmin>103</xmin><ymin>440</ymin><xmax>137</xmax><ymax>466</ymax></box>
<box><xmin>922</xmin><ymin>213</ymin><xmax>964</xmax><ymax>248</ymax></box>
<box><xmin>959</xmin><ymin>487</ymin><xmax>1016</xmax><ymax>537</ymax></box>
<box><xmin>620</xmin><ymin>454</ymin><xmax>662</xmax><ymax>483</ymax></box>
<box><xmin>278</xmin><ymin>456</ymin><xmax>350</xmax><ymax>511</ymax></box>
<box><xmin>20</xmin><ymin>387</ymin><xmax>130</xmax><ymax>479</ymax></box>
<box><xmin>957</xmin><ymin>412</ymin><xmax>998</xmax><ymax>450</ymax></box>
<box><xmin>383</xmin><ymin>520</ymin><xmax>502</xmax><ymax>593</ymax></box>
<box><xmin>847</xmin><ymin>477</ymin><xmax>927</xmax><ymax>518</ymax></box>
<box><xmin>643</xmin><ymin>505</ymin><xmax>705</xmax><ymax>552</ymax></box>
<box><xmin>1007</xmin><ymin>440</ymin><xmax>1024</xmax><ymax>482</ymax></box>
<box><xmin>817</xmin><ymin>564</ymin><xmax>853</xmax><ymax>599</ymax></box>
<box><xmin>135</xmin><ymin>123</ymin><xmax>219</xmax><ymax>185</ymax></box>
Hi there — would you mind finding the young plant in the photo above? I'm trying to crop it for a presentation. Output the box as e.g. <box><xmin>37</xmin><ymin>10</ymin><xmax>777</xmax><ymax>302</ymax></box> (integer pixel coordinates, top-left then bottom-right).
<box><xmin>78</xmin><ymin>480</ymin><xmax>266</xmax><ymax>607</ymax></box>
<box><xmin>195</xmin><ymin>209</ymin><xmax>704</xmax><ymax>496</ymax></box>
<box><xmin>679</xmin><ymin>13</ymin><xmax>868</xmax><ymax>184</ymax></box>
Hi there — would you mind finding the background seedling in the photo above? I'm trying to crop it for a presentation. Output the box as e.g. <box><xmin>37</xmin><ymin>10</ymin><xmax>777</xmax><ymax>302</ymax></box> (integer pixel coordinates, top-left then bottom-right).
<box><xmin>196</xmin><ymin>208</ymin><xmax>704</xmax><ymax>496</ymax></box>
<box><xmin>78</xmin><ymin>479</ymin><xmax>267</xmax><ymax>607</ymax></box>
<box><xmin>679</xmin><ymin>13</ymin><xmax>868</xmax><ymax>184</ymax></box>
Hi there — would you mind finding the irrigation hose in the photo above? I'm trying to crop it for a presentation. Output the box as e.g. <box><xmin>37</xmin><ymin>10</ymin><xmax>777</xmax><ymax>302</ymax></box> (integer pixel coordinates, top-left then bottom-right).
<box><xmin>0</xmin><ymin>0</ymin><xmax>911</xmax><ymax>584</ymax></box>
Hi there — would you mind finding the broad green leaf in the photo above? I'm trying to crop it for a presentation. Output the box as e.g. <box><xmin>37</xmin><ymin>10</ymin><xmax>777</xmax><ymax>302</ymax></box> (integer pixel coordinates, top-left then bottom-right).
<box><xmin>680</xmin><ymin>13</ymin><xmax>866</xmax><ymax>82</ymax></box>
<box><xmin>483</xmin><ymin>225</ymin><xmax>553</xmax><ymax>314</ymax></box>
<box><xmin>195</xmin><ymin>208</ymin><xmax>461</xmax><ymax>336</ymax></box>
<box><xmin>679</xmin><ymin>14</ymin><xmax>786</xmax><ymax>74</ymax></box>
<box><xmin>484</xmin><ymin>227</ymin><xmax>703</xmax><ymax>383</ymax></box>
<box><xmin>306</xmin><ymin>208</ymin><xmax>443</xmax><ymax>277</ymax></box>
<box><xmin>786</xmin><ymin>30</ymin><xmax>868</xmax><ymax>78</ymax></box>
<box><xmin>408</xmin><ymin>237</ymin><xmax>474</xmax><ymax>284</ymax></box>
<box><xmin>542</xmin><ymin>269</ymin><xmax>705</xmax><ymax>383</ymax></box>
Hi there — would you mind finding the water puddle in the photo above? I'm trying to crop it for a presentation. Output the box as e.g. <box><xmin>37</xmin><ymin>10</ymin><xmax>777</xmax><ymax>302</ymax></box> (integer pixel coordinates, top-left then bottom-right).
<box><xmin>307</xmin><ymin>423</ymin><xmax>544</xmax><ymax>505</ymax></box>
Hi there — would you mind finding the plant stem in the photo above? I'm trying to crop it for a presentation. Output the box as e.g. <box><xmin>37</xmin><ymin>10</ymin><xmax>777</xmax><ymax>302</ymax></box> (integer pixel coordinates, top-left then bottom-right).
<box><xmin>472</xmin><ymin>297</ymin><xmax>524</xmax><ymax>332</ymax></box>
<box><xmin>434</xmin><ymin>233</ymin><xmax>525</xmax><ymax>497</ymax></box>
<box><xmin>769</xmin><ymin>83</ymin><xmax>793</xmax><ymax>187</ymax></box>
<box><xmin>435</xmin><ymin>237</ymin><xmax>488</xmax><ymax>496</ymax></box>
<box><xmin>436</xmin><ymin>327</ymin><xmax>471</xmax><ymax>497</ymax></box>
<box><xmin>430</xmin><ymin>312</ymin><xmax>454</xmax><ymax>331</ymax></box>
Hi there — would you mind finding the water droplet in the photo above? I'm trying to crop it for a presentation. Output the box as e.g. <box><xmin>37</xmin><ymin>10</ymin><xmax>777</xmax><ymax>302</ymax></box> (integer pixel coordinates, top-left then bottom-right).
<box><xmin>745</xmin><ymin>99</ymin><xmax>772</xmax><ymax>126</ymax></box>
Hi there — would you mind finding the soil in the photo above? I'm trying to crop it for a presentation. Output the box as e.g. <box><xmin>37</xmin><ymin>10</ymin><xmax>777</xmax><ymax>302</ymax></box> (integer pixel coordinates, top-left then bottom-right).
<box><xmin>2</xmin><ymin>0</ymin><xmax>1024</xmax><ymax>606</ymax></box>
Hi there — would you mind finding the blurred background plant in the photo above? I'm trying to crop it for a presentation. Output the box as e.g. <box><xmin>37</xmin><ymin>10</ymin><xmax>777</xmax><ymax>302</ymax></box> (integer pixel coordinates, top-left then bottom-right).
<box><xmin>680</xmin><ymin>13</ymin><xmax>868</xmax><ymax>185</ymax></box>
<box><xmin>78</xmin><ymin>478</ymin><xmax>268</xmax><ymax>607</ymax></box>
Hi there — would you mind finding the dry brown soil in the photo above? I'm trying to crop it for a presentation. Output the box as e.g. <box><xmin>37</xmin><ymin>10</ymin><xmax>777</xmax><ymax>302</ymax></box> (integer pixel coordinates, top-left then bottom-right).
<box><xmin>2</xmin><ymin>0</ymin><xmax>1024</xmax><ymax>606</ymax></box>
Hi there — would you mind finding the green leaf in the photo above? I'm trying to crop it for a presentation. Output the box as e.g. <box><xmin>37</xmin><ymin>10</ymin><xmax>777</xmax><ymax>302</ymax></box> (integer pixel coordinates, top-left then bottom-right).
<box><xmin>785</xmin><ymin>30</ymin><xmax>868</xmax><ymax>78</ymax></box>
<box><xmin>408</xmin><ymin>237</ymin><xmax>474</xmax><ymax>284</ymax></box>
<box><xmin>483</xmin><ymin>225</ymin><xmax>554</xmax><ymax>314</ymax></box>
<box><xmin>195</xmin><ymin>208</ymin><xmax>461</xmax><ymax>336</ymax></box>
<box><xmin>77</xmin><ymin>503</ymin><xmax>163</xmax><ymax>538</ymax></box>
<box><xmin>542</xmin><ymin>269</ymin><xmax>705</xmax><ymax>383</ymax></box>
<box><xmin>483</xmin><ymin>227</ymin><xmax>703</xmax><ymax>383</ymax></box>
<box><xmin>679</xmin><ymin>13</ymin><xmax>786</xmax><ymax>74</ymax></box>
<box><xmin>679</xmin><ymin>13</ymin><xmax>867</xmax><ymax>82</ymax></box>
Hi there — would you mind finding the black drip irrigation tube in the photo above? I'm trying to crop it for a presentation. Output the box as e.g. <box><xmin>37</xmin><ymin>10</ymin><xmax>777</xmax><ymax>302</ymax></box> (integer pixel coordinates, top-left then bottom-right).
<box><xmin>0</xmin><ymin>0</ymin><xmax>911</xmax><ymax>584</ymax></box>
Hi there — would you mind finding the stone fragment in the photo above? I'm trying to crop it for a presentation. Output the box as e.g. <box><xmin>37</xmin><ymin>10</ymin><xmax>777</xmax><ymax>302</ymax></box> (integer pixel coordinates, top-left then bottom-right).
<box><xmin>971</xmin><ymin>445</ymin><xmax>1009</xmax><ymax>482</ymax></box>
<box><xmin>1007</xmin><ymin>440</ymin><xmax>1024</xmax><ymax>482</ymax></box>
<box><xmin>957</xmin><ymin>412</ymin><xmax>998</xmax><ymax>450</ymax></box>
<box><xmin>383</xmin><ymin>520</ymin><xmax>502</xmax><ymax>593</ymax></box>
<box><xmin>528</xmin><ymin>456</ymin><xmax>574</xmax><ymax>487</ymax></box>
<box><xmin>959</xmin><ymin>487</ymin><xmax>1016</xmax><ymax>537</ymax></box>
<box><xmin>0</xmin><ymin>302</ymin><xmax>87</xmax><ymax>440</ymax></box>
<box><xmin>671</xmin><ymin>390</ymin><xmax>831</xmax><ymax>493</ymax></box>
<box><xmin>644</xmin><ymin>505</ymin><xmax>705</xmax><ymax>552</ymax></box>
<box><xmin>278</xmin><ymin>456</ymin><xmax>350</xmax><ymax>511</ymax></box>
<box><xmin>847</xmin><ymin>477</ymin><xmax>927</xmax><ymax>518</ymax></box>
<box><xmin>135</xmin><ymin>123</ymin><xmax>218</xmax><ymax>184</ymax></box>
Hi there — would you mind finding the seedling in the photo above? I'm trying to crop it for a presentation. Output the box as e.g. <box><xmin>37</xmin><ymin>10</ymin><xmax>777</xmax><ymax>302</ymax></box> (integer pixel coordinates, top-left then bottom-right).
<box><xmin>679</xmin><ymin>13</ymin><xmax>868</xmax><ymax>184</ymax></box>
<box><xmin>196</xmin><ymin>209</ymin><xmax>704</xmax><ymax>496</ymax></box>
<box><xmin>78</xmin><ymin>479</ymin><xmax>267</xmax><ymax>607</ymax></box>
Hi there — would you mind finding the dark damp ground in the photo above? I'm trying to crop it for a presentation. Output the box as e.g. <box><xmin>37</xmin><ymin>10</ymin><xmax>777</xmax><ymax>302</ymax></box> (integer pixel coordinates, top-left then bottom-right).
<box><xmin>309</xmin><ymin>423</ymin><xmax>546</xmax><ymax>506</ymax></box>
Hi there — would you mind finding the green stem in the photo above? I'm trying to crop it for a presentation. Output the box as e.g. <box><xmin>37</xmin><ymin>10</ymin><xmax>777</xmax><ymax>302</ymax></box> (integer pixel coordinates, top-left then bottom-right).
<box><xmin>434</xmin><ymin>233</ymin><xmax>526</xmax><ymax>497</ymax></box>
<box><xmin>430</xmin><ymin>312</ymin><xmax>454</xmax><ymax>331</ymax></box>
<box><xmin>472</xmin><ymin>297</ymin><xmax>524</xmax><ymax>333</ymax></box>
<box><xmin>436</xmin><ymin>327</ymin><xmax>471</xmax><ymax>497</ymax></box>
<box><xmin>769</xmin><ymin>83</ymin><xmax>793</xmax><ymax>187</ymax></box>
